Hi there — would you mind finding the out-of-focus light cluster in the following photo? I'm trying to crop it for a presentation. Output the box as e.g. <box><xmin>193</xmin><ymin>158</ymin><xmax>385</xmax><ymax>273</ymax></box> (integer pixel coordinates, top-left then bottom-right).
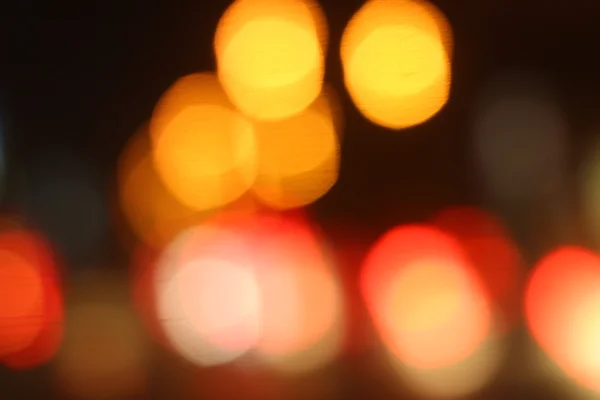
<box><xmin>144</xmin><ymin>71</ymin><xmax>341</xmax><ymax>219</ymax></box>
<box><xmin>119</xmin><ymin>0</ymin><xmax>459</xmax><ymax>249</ymax></box>
<box><xmin>341</xmin><ymin>0</ymin><xmax>452</xmax><ymax>129</ymax></box>
<box><xmin>138</xmin><ymin>0</ymin><xmax>341</xmax><ymax>222</ymax></box>
<box><xmin>0</xmin><ymin>227</ymin><xmax>63</xmax><ymax>370</ymax></box>
<box><xmin>54</xmin><ymin>271</ymin><xmax>149</xmax><ymax>400</ymax></box>
<box><xmin>132</xmin><ymin>212</ymin><xmax>344</xmax><ymax>375</ymax></box>
<box><xmin>95</xmin><ymin>0</ymin><xmax>600</xmax><ymax>397</ymax></box>
<box><xmin>351</xmin><ymin>212</ymin><xmax>600</xmax><ymax>397</ymax></box>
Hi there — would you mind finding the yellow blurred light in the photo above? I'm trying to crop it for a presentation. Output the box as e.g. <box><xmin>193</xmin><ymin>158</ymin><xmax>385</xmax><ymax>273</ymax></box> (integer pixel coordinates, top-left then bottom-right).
<box><xmin>341</xmin><ymin>0</ymin><xmax>452</xmax><ymax>129</ymax></box>
<box><xmin>118</xmin><ymin>126</ymin><xmax>214</xmax><ymax>249</ymax></box>
<box><xmin>150</xmin><ymin>73</ymin><xmax>257</xmax><ymax>211</ymax></box>
<box><xmin>383</xmin><ymin>258</ymin><xmax>490</xmax><ymax>369</ymax></box>
<box><xmin>57</xmin><ymin>305</ymin><xmax>147</xmax><ymax>400</ymax></box>
<box><xmin>215</xmin><ymin>0</ymin><xmax>327</xmax><ymax>121</ymax></box>
<box><xmin>54</xmin><ymin>272</ymin><xmax>149</xmax><ymax>400</ymax></box>
<box><xmin>393</xmin><ymin>335</ymin><xmax>505</xmax><ymax>399</ymax></box>
<box><xmin>568</xmin><ymin>297</ymin><xmax>600</xmax><ymax>377</ymax></box>
<box><xmin>251</xmin><ymin>90</ymin><xmax>341</xmax><ymax>209</ymax></box>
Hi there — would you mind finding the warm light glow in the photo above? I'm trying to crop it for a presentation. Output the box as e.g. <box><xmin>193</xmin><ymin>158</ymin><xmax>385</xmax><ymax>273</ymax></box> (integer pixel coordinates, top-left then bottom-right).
<box><xmin>361</xmin><ymin>225</ymin><xmax>491</xmax><ymax>371</ymax></box>
<box><xmin>118</xmin><ymin>125</ymin><xmax>212</xmax><ymax>248</ymax></box>
<box><xmin>385</xmin><ymin>259</ymin><xmax>489</xmax><ymax>368</ymax></box>
<box><xmin>130</xmin><ymin>246</ymin><xmax>172</xmax><ymax>350</ymax></box>
<box><xmin>525</xmin><ymin>246</ymin><xmax>600</xmax><ymax>392</ymax></box>
<box><xmin>57</xmin><ymin>305</ymin><xmax>148</xmax><ymax>400</ymax></box>
<box><xmin>54</xmin><ymin>272</ymin><xmax>149</xmax><ymax>400</ymax></box>
<box><xmin>155</xmin><ymin>223</ymin><xmax>263</xmax><ymax>366</ymax></box>
<box><xmin>163</xmin><ymin>259</ymin><xmax>262</xmax><ymax>359</ymax></box>
<box><xmin>4</xmin><ymin>284</ymin><xmax>62</xmax><ymax>370</ymax></box>
<box><xmin>0</xmin><ymin>250</ymin><xmax>45</xmax><ymax>356</ymax></box>
<box><xmin>341</xmin><ymin>0</ymin><xmax>452</xmax><ymax>129</ymax></box>
<box><xmin>252</xmin><ymin>214</ymin><xmax>343</xmax><ymax>373</ymax></box>
<box><xmin>150</xmin><ymin>73</ymin><xmax>257</xmax><ymax>211</ymax></box>
<box><xmin>0</xmin><ymin>229</ymin><xmax>63</xmax><ymax>370</ymax></box>
<box><xmin>215</xmin><ymin>0</ymin><xmax>327</xmax><ymax>120</ymax></box>
<box><xmin>431</xmin><ymin>206</ymin><xmax>524</xmax><ymax>331</ymax></box>
<box><xmin>251</xmin><ymin>90</ymin><xmax>341</xmax><ymax>209</ymax></box>
<box><xmin>581</xmin><ymin>137</ymin><xmax>600</xmax><ymax>250</ymax></box>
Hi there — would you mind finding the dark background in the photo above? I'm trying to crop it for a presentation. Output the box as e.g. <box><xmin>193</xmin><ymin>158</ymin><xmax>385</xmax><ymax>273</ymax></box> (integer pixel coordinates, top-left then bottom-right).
<box><xmin>4</xmin><ymin>0</ymin><xmax>600</xmax><ymax>398</ymax></box>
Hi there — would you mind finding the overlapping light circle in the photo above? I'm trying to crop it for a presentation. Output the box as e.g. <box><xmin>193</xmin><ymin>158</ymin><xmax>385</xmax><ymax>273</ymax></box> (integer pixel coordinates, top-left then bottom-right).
<box><xmin>362</xmin><ymin>224</ymin><xmax>491</xmax><ymax>369</ymax></box>
<box><xmin>251</xmin><ymin>89</ymin><xmax>341</xmax><ymax>209</ymax></box>
<box><xmin>431</xmin><ymin>206</ymin><xmax>524</xmax><ymax>331</ymax></box>
<box><xmin>250</xmin><ymin>214</ymin><xmax>343</xmax><ymax>373</ymax></box>
<box><xmin>118</xmin><ymin>125</ymin><xmax>213</xmax><ymax>249</ymax></box>
<box><xmin>361</xmin><ymin>224</ymin><xmax>502</xmax><ymax>397</ymax></box>
<box><xmin>150</xmin><ymin>72</ymin><xmax>257</xmax><ymax>211</ymax></box>
<box><xmin>152</xmin><ymin>212</ymin><xmax>343</xmax><ymax>373</ymax></box>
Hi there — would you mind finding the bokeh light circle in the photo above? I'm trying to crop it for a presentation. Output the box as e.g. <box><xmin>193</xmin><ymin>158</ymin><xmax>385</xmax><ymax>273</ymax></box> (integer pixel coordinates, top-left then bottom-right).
<box><xmin>341</xmin><ymin>0</ymin><xmax>452</xmax><ymax>129</ymax></box>
<box><xmin>154</xmin><ymin>222</ymin><xmax>263</xmax><ymax>367</ymax></box>
<box><xmin>150</xmin><ymin>73</ymin><xmax>257</xmax><ymax>211</ymax></box>
<box><xmin>0</xmin><ymin>250</ymin><xmax>45</xmax><ymax>356</ymax></box>
<box><xmin>361</xmin><ymin>224</ymin><xmax>492</xmax><ymax>369</ymax></box>
<box><xmin>526</xmin><ymin>246</ymin><xmax>600</xmax><ymax>392</ymax></box>
<box><xmin>251</xmin><ymin>90</ymin><xmax>341</xmax><ymax>209</ymax></box>
<box><xmin>0</xmin><ymin>228</ymin><xmax>63</xmax><ymax>369</ymax></box>
<box><xmin>215</xmin><ymin>0</ymin><xmax>327</xmax><ymax>120</ymax></box>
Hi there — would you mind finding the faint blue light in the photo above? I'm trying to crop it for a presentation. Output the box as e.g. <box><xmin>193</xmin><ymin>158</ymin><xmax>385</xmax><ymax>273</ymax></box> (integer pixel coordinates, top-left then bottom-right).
<box><xmin>19</xmin><ymin>152</ymin><xmax>108</xmax><ymax>267</ymax></box>
<box><xmin>0</xmin><ymin>108</ymin><xmax>6</xmax><ymax>201</ymax></box>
